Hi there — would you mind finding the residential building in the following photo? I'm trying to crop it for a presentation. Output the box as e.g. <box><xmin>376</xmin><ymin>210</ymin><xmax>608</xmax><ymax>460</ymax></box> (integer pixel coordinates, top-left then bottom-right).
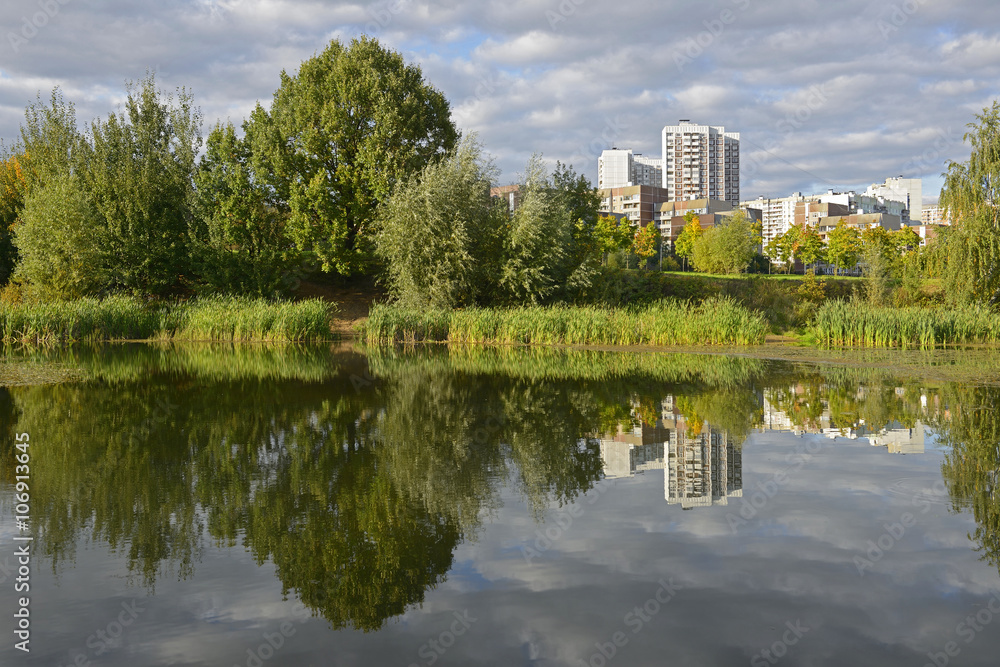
<box><xmin>490</xmin><ymin>184</ymin><xmax>521</xmax><ymax>213</ymax></box>
<box><xmin>815</xmin><ymin>212</ymin><xmax>901</xmax><ymax>241</ymax></box>
<box><xmin>741</xmin><ymin>192</ymin><xmax>817</xmax><ymax>245</ymax></box>
<box><xmin>653</xmin><ymin>198</ymin><xmax>735</xmax><ymax>250</ymax></box>
<box><xmin>795</xmin><ymin>201</ymin><xmax>851</xmax><ymax>228</ymax></box>
<box><xmin>864</xmin><ymin>177</ymin><xmax>922</xmax><ymax>224</ymax></box>
<box><xmin>921</xmin><ymin>205</ymin><xmax>953</xmax><ymax>226</ymax></box>
<box><xmin>665</xmin><ymin>424</ymin><xmax>742</xmax><ymax>509</ymax></box>
<box><xmin>598</xmin><ymin>185</ymin><xmax>673</xmax><ymax>228</ymax></box>
<box><xmin>598</xmin><ymin>148</ymin><xmax>664</xmax><ymax>189</ymax></box>
<box><xmin>661</xmin><ymin>120</ymin><xmax>740</xmax><ymax>207</ymax></box>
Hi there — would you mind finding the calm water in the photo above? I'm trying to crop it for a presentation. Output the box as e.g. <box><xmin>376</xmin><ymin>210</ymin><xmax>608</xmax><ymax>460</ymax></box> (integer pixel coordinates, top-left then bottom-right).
<box><xmin>1</xmin><ymin>344</ymin><xmax>999</xmax><ymax>666</ymax></box>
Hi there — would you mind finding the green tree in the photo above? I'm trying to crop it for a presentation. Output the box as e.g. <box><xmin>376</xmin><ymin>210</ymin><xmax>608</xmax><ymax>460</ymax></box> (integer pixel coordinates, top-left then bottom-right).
<box><xmin>0</xmin><ymin>151</ymin><xmax>28</xmax><ymax>286</ymax></box>
<box><xmin>190</xmin><ymin>122</ymin><xmax>298</xmax><ymax>296</ymax></box>
<box><xmin>691</xmin><ymin>210</ymin><xmax>757</xmax><ymax>275</ymax></box>
<box><xmin>940</xmin><ymin>100</ymin><xmax>1000</xmax><ymax>305</ymax></box>
<box><xmin>894</xmin><ymin>226</ymin><xmax>921</xmax><ymax>254</ymax></box>
<box><xmin>593</xmin><ymin>214</ymin><xmax>633</xmax><ymax>265</ymax></box>
<box><xmin>247</xmin><ymin>37</ymin><xmax>458</xmax><ymax>278</ymax></box>
<box><xmin>13</xmin><ymin>172</ymin><xmax>108</xmax><ymax>299</ymax></box>
<box><xmin>84</xmin><ymin>75</ymin><xmax>202</xmax><ymax>296</ymax></box>
<box><xmin>674</xmin><ymin>212</ymin><xmax>703</xmax><ymax>271</ymax></box>
<box><xmin>375</xmin><ymin>136</ymin><xmax>504</xmax><ymax>308</ymax></box>
<box><xmin>632</xmin><ymin>223</ymin><xmax>660</xmax><ymax>269</ymax></box>
<box><xmin>499</xmin><ymin>155</ymin><xmax>573</xmax><ymax>304</ymax></box>
<box><xmin>825</xmin><ymin>220</ymin><xmax>861</xmax><ymax>275</ymax></box>
<box><xmin>550</xmin><ymin>162</ymin><xmax>602</xmax><ymax>299</ymax></box>
<box><xmin>797</xmin><ymin>225</ymin><xmax>826</xmax><ymax>272</ymax></box>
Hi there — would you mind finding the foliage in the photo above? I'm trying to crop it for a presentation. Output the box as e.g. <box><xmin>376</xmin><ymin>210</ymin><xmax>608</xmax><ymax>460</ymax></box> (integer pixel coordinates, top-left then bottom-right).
<box><xmin>550</xmin><ymin>162</ymin><xmax>602</xmax><ymax>298</ymax></box>
<box><xmin>247</xmin><ymin>36</ymin><xmax>458</xmax><ymax>277</ymax></box>
<box><xmin>674</xmin><ymin>212</ymin><xmax>702</xmax><ymax>269</ymax></box>
<box><xmin>12</xmin><ymin>173</ymin><xmax>108</xmax><ymax>300</ymax></box>
<box><xmin>84</xmin><ymin>75</ymin><xmax>202</xmax><ymax>296</ymax></box>
<box><xmin>594</xmin><ymin>214</ymin><xmax>633</xmax><ymax>265</ymax></box>
<box><xmin>691</xmin><ymin>210</ymin><xmax>758</xmax><ymax>275</ymax></box>
<box><xmin>632</xmin><ymin>223</ymin><xmax>660</xmax><ymax>269</ymax></box>
<box><xmin>825</xmin><ymin>220</ymin><xmax>861</xmax><ymax>275</ymax></box>
<box><xmin>940</xmin><ymin>100</ymin><xmax>1000</xmax><ymax>306</ymax></box>
<box><xmin>0</xmin><ymin>151</ymin><xmax>28</xmax><ymax>286</ymax></box>
<box><xmin>499</xmin><ymin>155</ymin><xmax>574</xmax><ymax>304</ymax></box>
<box><xmin>190</xmin><ymin>122</ymin><xmax>297</xmax><ymax>296</ymax></box>
<box><xmin>797</xmin><ymin>224</ymin><xmax>826</xmax><ymax>270</ymax></box>
<box><xmin>375</xmin><ymin>136</ymin><xmax>504</xmax><ymax>309</ymax></box>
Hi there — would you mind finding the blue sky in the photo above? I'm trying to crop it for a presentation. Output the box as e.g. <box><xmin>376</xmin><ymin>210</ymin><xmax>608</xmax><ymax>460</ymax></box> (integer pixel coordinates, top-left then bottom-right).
<box><xmin>2</xmin><ymin>0</ymin><xmax>998</xmax><ymax>203</ymax></box>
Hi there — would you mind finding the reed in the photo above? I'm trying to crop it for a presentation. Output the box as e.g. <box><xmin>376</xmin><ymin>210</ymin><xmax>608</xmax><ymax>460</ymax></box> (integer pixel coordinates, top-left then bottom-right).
<box><xmin>813</xmin><ymin>301</ymin><xmax>1000</xmax><ymax>348</ymax></box>
<box><xmin>0</xmin><ymin>296</ymin><xmax>336</xmax><ymax>344</ymax></box>
<box><xmin>362</xmin><ymin>297</ymin><xmax>768</xmax><ymax>347</ymax></box>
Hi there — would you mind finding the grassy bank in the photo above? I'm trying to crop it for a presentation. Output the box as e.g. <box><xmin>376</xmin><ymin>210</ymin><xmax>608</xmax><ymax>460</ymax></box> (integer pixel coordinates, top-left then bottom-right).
<box><xmin>363</xmin><ymin>297</ymin><xmax>768</xmax><ymax>347</ymax></box>
<box><xmin>812</xmin><ymin>301</ymin><xmax>1000</xmax><ymax>348</ymax></box>
<box><xmin>0</xmin><ymin>296</ymin><xmax>337</xmax><ymax>344</ymax></box>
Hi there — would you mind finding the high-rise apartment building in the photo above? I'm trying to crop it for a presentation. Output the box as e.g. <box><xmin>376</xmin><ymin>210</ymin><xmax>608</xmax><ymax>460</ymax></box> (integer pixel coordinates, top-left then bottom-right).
<box><xmin>598</xmin><ymin>148</ymin><xmax>663</xmax><ymax>188</ymax></box>
<box><xmin>864</xmin><ymin>177</ymin><xmax>922</xmax><ymax>224</ymax></box>
<box><xmin>661</xmin><ymin>120</ymin><xmax>740</xmax><ymax>206</ymax></box>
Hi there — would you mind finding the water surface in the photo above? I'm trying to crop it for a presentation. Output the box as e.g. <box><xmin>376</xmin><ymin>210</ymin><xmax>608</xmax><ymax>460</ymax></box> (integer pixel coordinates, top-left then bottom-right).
<box><xmin>1</xmin><ymin>344</ymin><xmax>999</xmax><ymax>666</ymax></box>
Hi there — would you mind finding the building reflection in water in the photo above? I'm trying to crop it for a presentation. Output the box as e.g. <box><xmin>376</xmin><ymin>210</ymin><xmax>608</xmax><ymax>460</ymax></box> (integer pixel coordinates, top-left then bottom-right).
<box><xmin>597</xmin><ymin>397</ymin><xmax>743</xmax><ymax>509</ymax></box>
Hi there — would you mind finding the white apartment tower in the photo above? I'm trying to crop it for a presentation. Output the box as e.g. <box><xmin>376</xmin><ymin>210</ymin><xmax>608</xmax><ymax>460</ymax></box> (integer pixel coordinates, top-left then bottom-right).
<box><xmin>598</xmin><ymin>148</ymin><xmax>664</xmax><ymax>189</ymax></box>
<box><xmin>662</xmin><ymin>121</ymin><xmax>740</xmax><ymax>206</ymax></box>
<box><xmin>864</xmin><ymin>177</ymin><xmax>922</xmax><ymax>224</ymax></box>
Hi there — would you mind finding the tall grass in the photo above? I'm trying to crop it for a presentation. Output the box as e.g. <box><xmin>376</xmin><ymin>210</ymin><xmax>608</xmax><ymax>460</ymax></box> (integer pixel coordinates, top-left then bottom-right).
<box><xmin>0</xmin><ymin>296</ymin><xmax>336</xmax><ymax>344</ymax></box>
<box><xmin>813</xmin><ymin>301</ymin><xmax>1000</xmax><ymax>348</ymax></box>
<box><xmin>363</xmin><ymin>297</ymin><xmax>768</xmax><ymax>347</ymax></box>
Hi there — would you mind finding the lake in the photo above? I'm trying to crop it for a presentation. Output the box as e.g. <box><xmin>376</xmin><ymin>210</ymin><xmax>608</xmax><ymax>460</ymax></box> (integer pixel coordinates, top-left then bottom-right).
<box><xmin>1</xmin><ymin>343</ymin><xmax>999</xmax><ymax>666</ymax></box>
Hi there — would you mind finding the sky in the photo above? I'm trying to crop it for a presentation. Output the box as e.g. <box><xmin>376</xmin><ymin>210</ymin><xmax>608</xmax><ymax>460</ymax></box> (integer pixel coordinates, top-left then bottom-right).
<box><xmin>1</xmin><ymin>0</ymin><xmax>998</xmax><ymax>204</ymax></box>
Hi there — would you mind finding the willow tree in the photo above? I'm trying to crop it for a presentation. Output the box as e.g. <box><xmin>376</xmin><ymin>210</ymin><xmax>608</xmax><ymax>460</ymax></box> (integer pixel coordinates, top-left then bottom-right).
<box><xmin>940</xmin><ymin>100</ymin><xmax>1000</xmax><ymax>306</ymax></box>
<box><xmin>375</xmin><ymin>136</ymin><xmax>504</xmax><ymax>308</ymax></box>
<box><xmin>247</xmin><ymin>36</ymin><xmax>458</xmax><ymax>277</ymax></box>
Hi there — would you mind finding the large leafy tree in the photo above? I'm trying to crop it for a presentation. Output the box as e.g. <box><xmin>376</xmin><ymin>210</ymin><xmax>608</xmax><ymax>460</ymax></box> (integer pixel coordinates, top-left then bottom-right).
<box><xmin>13</xmin><ymin>172</ymin><xmax>108</xmax><ymax>299</ymax></box>
<box><xmin>190</xmin><ymin>122</ymin><xmax>297</xmax><ymax>296</ymax></box>
<box><xmin>797</xmin><ymin>224</ymin><xmax>826</xmax><ymax>271</ymax></box>
<box><xmin>500</xmin><ymin>155</ymin><xmax>574</xmax><ymax>304</ymax></box>
<box><xmin>826</xmin><ymin>220</ymin><xmax>861</xmax><ymax>275</ymax></box>
<box><xmin>83</xmin><ymin>75</ymin><xmax>202</xmax><ymax>296</ymax></box>
<box><xmin>375</xmin><ymin>136</ymin><xmax>504</xmax><ymax>308</ymax></box>
<box><xmin>674</xmin><ymin>212</ymin><xmax>702</xmax><ymax>271</ymax></box>
<box><xmin>248</xmin><ymin>36</ymin><xmax>459</xmax><ymax>277</ymax></box>
<box><xmin>692</xmin><ymin>210</ymin><xmax>757</xmax><ymax>275</ymax></box>
<box><xmin>550</xmin><ymin>161</ymin><xmax>602</xmax><ymax>299</ymax></box>
<box><xmin>940</xmin><ymin>100</ymin><xmax>1000</xmax><ymax>305</ymax></box>
<box><xmin>593</xmin><ymin>214</ymin><xmax>633</xmax><ymax>265</ymax></box>
<box><xmin>632</xmin><ymin>222</ymin><xmax>660</xmax><ymax>269</ymax></box>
